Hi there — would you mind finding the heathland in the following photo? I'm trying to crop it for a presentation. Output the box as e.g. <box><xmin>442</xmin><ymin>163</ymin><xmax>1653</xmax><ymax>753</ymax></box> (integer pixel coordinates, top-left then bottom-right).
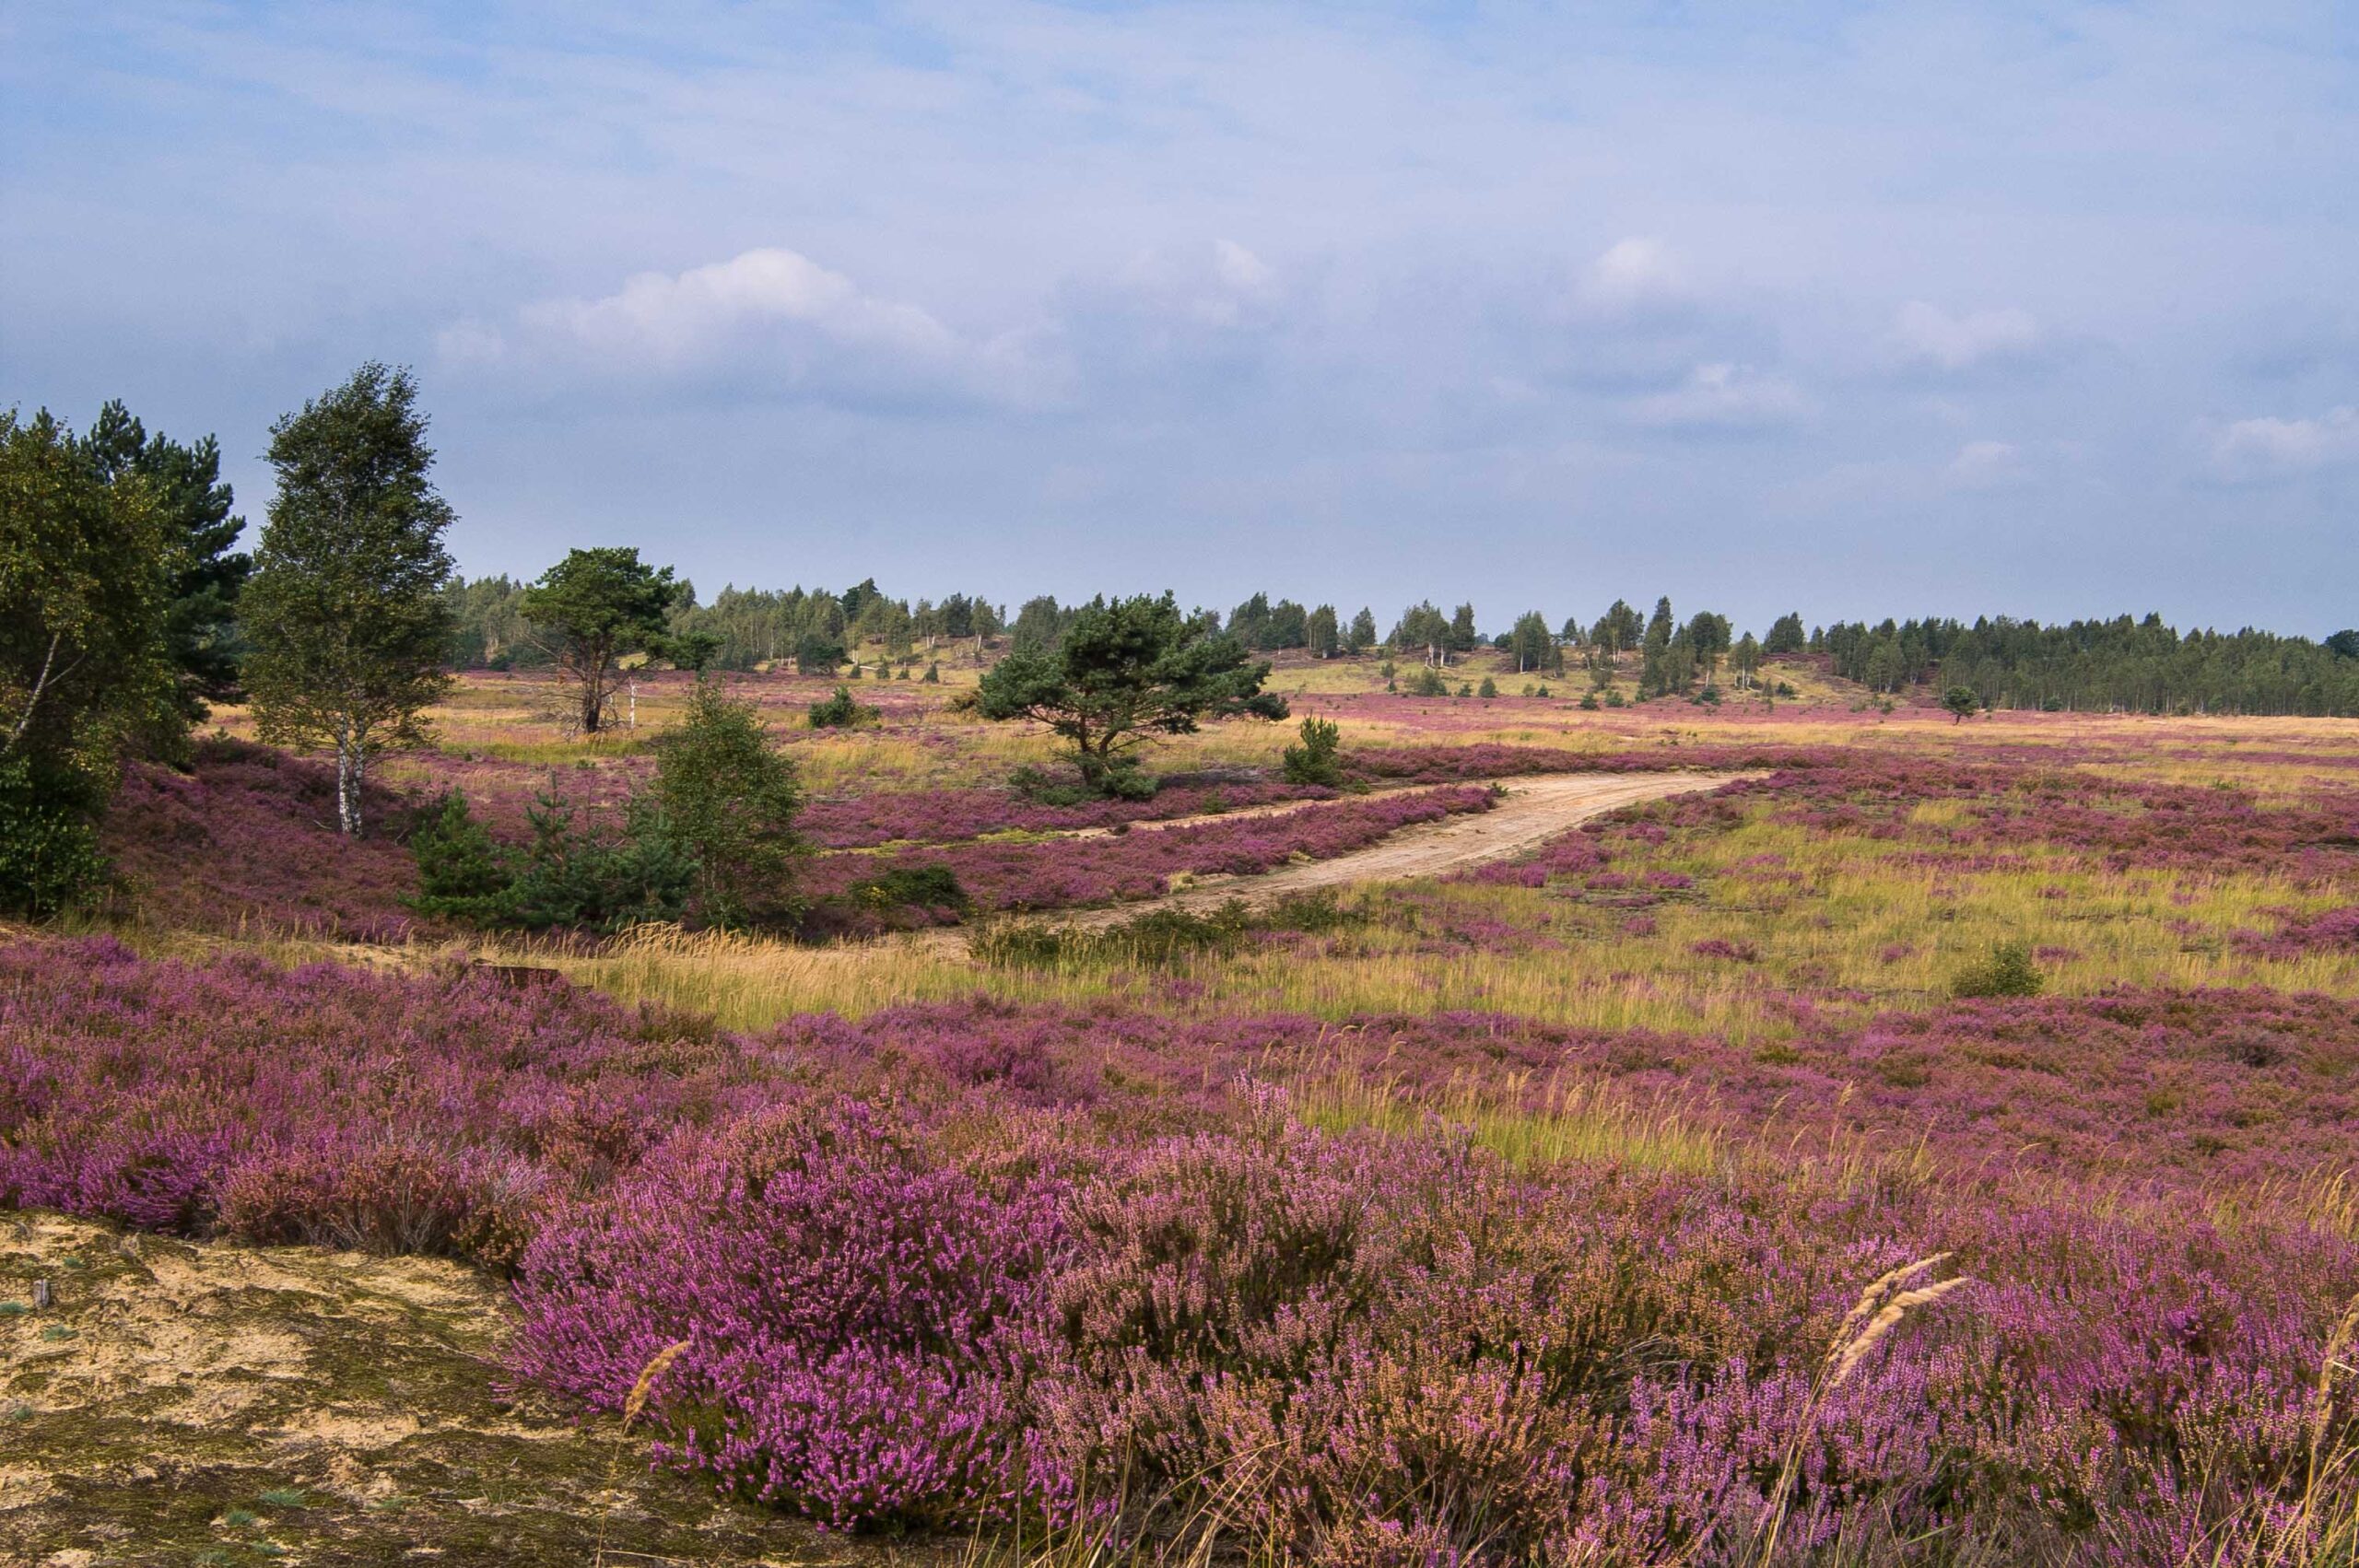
<box><xmin>6</xmin><ymin>629</ymin><xmax>2359</xmax><ymax>1567</ymax></box>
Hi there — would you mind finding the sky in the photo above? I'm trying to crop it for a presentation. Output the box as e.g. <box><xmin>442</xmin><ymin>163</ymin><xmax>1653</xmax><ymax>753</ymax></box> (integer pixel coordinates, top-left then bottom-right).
<box><xmin>2</xmin><ymin>2</ymin><xmax>2354</xmax><ymax>637</ymax></box>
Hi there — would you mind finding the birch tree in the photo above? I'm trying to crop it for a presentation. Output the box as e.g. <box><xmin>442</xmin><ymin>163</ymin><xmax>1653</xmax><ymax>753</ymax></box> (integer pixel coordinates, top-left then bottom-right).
<box><xmin>241</xmin><ymin>364</ymin><xmax>454</xmax><ymax>837</ymax></box>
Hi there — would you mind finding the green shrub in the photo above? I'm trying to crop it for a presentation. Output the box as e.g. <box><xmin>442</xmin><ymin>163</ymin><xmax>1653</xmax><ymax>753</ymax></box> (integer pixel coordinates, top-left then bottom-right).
<box><xmin>1951</xmin><ymin>941</ymin><xmax>2045</xmax><ymax>999</ymax></box>
<box><xmin>1407</xmin><ymin>666</ymin><xmax>1449</xmax><ymax>697</ymax></box>
<box><xmin>808</xmin><ymin>685</ymin><xmax>877</xmax><ymax>729</ymax></box>
<box><xmin>849</xmin><ymin>863</ymin><xmax>970</xmax><ymax>914</ymax></box>
<box><xmin>502</xmin><ymin>794</ymin><xmax>697</xmax><ymax>932</ymax></box>
<box><xmin>1008</xmin><ymin>765</ymin><xmax>1097</xmax><ymax>808</ymax></box>
<box><xmin>921</xmin><ymin>662</ymin><xmax>940</xmax><ymax>684</ymax></box>
<box><xmin>975</xmin><ymin>900</ymin><xmax>1251</xmax><ymax>969</ymax></box>
<box><xmin>653</xmin><ymin>681</ymin><xmax>804</xmax><ymax>929</ymax></box>
<box><xmin>1280</xmin><ymin>717</ymin><xmax>1344</xmax><ymax>787</ymax></box>
<box><xmin>405</xmin><ymin>790</ymin><xmax>513</xmax><ymax>923</ymax></box>
<box><xmin>1579</xmin><ymin>692</ymin><xmax>1601</xmax><ymax>711</ymax></box>
<box><xmin>0</xmin><ymin>755</ymin><xmax>109</xmax><ymax>918</ymax></box>
<box><xmin>1257</xmin><ymin>889</ymin><xmax>1367</xmax><ymax>934</ymax></box>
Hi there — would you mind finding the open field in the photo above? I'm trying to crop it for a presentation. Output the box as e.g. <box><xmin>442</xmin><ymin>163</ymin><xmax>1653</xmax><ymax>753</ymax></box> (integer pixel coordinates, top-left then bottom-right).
<box><xmin>9</xmin><ymin>659</ymin><xmax>2359</xmax><ymax>1565</ymax></box>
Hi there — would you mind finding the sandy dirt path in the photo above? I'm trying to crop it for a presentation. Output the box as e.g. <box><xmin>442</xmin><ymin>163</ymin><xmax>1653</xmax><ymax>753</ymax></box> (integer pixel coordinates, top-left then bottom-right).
<box><xmin>1042</xmin><ymin>769</ymin><xmax>1739</xmax><ymax>930</ymax></box>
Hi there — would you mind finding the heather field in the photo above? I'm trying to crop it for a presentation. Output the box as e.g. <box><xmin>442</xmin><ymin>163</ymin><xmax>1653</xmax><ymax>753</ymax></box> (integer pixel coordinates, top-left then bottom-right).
<box><xmin>10</xmin><ymin>653</ymin><xmax>2359</xmax><ymax>1565</ymax></box>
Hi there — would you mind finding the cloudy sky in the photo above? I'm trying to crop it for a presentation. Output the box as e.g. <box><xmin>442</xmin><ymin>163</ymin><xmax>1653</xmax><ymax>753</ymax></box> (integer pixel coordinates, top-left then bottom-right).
<box><xmin>3</xmin><ymin>2</ymin><xmax>2353</xmax><ymax>635</ymax></box>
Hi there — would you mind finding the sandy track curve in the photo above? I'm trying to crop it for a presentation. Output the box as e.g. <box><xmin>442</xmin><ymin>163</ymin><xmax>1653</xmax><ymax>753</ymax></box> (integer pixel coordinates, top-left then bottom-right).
<box><xmin>1048</xmin><ymin>770</ymin><xmax>1739</xmax><ymax>929</ymax></box>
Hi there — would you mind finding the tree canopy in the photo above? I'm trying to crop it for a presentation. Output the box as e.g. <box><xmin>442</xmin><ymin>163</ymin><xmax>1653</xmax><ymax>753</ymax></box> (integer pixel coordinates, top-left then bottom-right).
<box><xmin>0</xmin><ymin>408</ymin><xmax>174</xmax><ymax>911</ymax></box>
<box><xmin>519</xmin><ymin>546</ymin><xmax>683</xmax><ymax>735</ymax></box>
<box><xmin>79</xmin><ymin>400</ymin><xmax>249</xmax><ymax>724</ymax></box>
<box><xmin>977</xmin><ymin>592</ymin><xmax>1288</xmax><ymax>795</ymax></box>
<box><xmin>241</xmin><ymin>362</ymin><xmax>456</xmax><ymax>837</ymax></box>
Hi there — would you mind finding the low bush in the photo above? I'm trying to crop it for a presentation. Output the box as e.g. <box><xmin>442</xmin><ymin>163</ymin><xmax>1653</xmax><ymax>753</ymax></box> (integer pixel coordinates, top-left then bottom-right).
<box><xmin>847</xmin><ymin>863</ymin><xmax>971</xmax><ymax>916</ymax></box>
<box><xmin>1280</xmin><ymin>716</ymin><xmax>1344</xmax><ymax>788</ymax></box>
<box><xmin>974</xmin><ymin>900</ymin><xmax>1252</xmax><ymax>969</ymax></box>
<box><xmin>807</xmin><ymin>685</ymin><xmax>878</xmax><ymax>729</ymax></box>
<box><xmin>407</xmin><ymin>789</ymin><xmax>697</xmax><ymax>932</ymax></box>
<box><xmin>1949</xmin><ymin>939</ymin><xmax>2045</xmax><ymax>998</ymax></box>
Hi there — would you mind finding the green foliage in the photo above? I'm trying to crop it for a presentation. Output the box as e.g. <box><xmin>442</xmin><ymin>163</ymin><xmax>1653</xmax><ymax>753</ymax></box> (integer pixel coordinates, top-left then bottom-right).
<box><xmin>921</xmin><ymin>661</ymin><xmax>941</xmax><ymax>684</ymax></box>
<box><xmin>1505</xmin><ymin>610</ymin><xmax>1557</xmax><ymax>675</ymax></box>
<box><xmin>651</xmin><ymin>681</ymin><xmax>804</xmax><ymax>929</ymax></box>
<box><xmin>977</xmin><ymin>592</ymin><xmax>1286</xmax><ymax>797</ymax></box>
<box><xmin>1952</xmin><ymin>941</ymin><xmax>2046</xmax><ymax>999</ymax></box>
<box><xmin>1476</xmin><ymin>676</ymin><xmax>1498</xmax><ymax>698</ymax></box>
<box><xmin>1305</xmin><ymin>603</ymin><xmax>1340</xmax><ymax>657</ymax></box>
<box><xmin>241</xmin><ymin>364</ymin><xmax>455</xmax><ymax>837</ymax></box>
<box><xmin>405</xmin><ymin>791</ymin><xmax>513</xmax><ymax>923</ymax></box>
<box><xmin>1823</xmin><ymin>611</ymin><xmax>2359</xmax><ymax>715</ymax></box>
<box><xmin>848</xmin><ymin>863</ymin><xmax>970</xmax><ymax>915</ymax></box>
<box><xmin>1406</xmin><ymin>666</ymin><xmax>1449</xmax><ymax>697</ymax></box>
<box><xmin>1280</xmin><ymin>716</ymin><xmax>1344</xmax><ymax>787</ymax></box>
<box><xmin>1579</xmin><ymin>692</ymin><xmax>1601</xmax><ymax>711</ymax></box>
<box><xmin>1</xmin><ymin>408</ymin><xmax>175</xmax><ymax>912</ymax></box>
<box><xmin>664</xmin><ymin>627</ymin><xmax>724</xmax><ymax>673</ymax></box>
<box><xmin>79</xmin><ymin>400</ymin><xmax>250</xmax><ymax>722</ymax></box>
<box><xmin>976</xmin><ymin>890</ymin><xmax>1365</xmax><ymax>969</ymax></box>
<box><xmin>793</xmin><ymin>633</ymin><xmax>846</xmax><ymax>674</ymax></box>
<box><xmin>517</xmin><ymin>546</ymin><xmax>681</xmax><ymax>735</ymax></box>
<box><xmin>808</xmin><ymin>685</ymin><xmax>878</xmax><ymax>729</ymax></box>
<box><xmin>1942</xmin><ymin>685</ymin><xmax>1981</xmax><ymax>722</ymax></box>
<box><xmin>502</xmin><ymin>794</ymin><xmax>696</xmax><ymax>932</ymax></box>
<box><xmin>1000</xmin><ymin>766</ymin><xmax>1078</xmax><ymax>807</ymax></box>
<box><xmin>0</xmin><ymin>755</ymin><xmax>110</xmax><ymax>918</ymax></box>
<box><xmin>975</xmin><ymin>900</ymin><xmax>1251</xmax><ymax>969</ymax></box>
<box><xmin>405</xmin><ymin>788</ymin><xmax>698</xmax><ymax>932</ymax></box>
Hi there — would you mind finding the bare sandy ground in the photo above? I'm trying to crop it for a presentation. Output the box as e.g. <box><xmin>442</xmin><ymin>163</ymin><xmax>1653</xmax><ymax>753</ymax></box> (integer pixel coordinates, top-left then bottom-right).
<box><xmin>1050</xmin><ymin>769</ymin><xmax>1740</xmax><ymax>928</ymax></box>
<box><xmin>0</xmin><ymin>1211</ymin><xmax>923</xmax><ymax>1566</ymax></box>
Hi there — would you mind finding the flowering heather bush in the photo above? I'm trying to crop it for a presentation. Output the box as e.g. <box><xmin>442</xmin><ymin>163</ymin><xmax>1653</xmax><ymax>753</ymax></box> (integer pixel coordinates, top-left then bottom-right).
<box><xmin>0</xmin><ymin>937</ymin><xmax>752</xmax><ymax>1259</ymax></box>
<box><xmin>2236</xmin><ymin>904</ymin><xmax>2359</xmax><ymax>959</ymax></box>
<box><xmin>798</xmin><ymin>777</ymin><xmax>1337</xmax><ymax>849</ymax></box>
<box><xmin>11</xmin><ymin>939</ymin><xmax>2359</xmax><ymax>1559</ymax></box>
<box><xmin>101</xmin><ymin>738</ymin><xmax>425</xmax><ymax>940</ymax></box>
<box><xmin>1687</xmin><ymin>757</ymin><xmax>2359</xmax><ymax>880</ymax></box>
<box><xmin>512</xmin><ymin>1101</ymin><xmax>1070</xmax><ymax>1527</ymax></box>
<box><xmin>804</xmin><ymin>786</ymin><xmax>1496</xmax><ymax>913</ymax></box>
<box><xmin>1340</xmin><ymin>741</ymin><xmax>1849</xmax><ymax>785</ymax></box>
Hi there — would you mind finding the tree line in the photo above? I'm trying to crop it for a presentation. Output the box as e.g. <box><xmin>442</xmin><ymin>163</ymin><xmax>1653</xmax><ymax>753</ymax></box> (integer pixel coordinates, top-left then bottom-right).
<box><xmin>9</xmin><ymin>361</ymin><xmax>2358</xmax><ymax>913</ymax></box>
<box><xmin>1818</xmin><ymin>614</ymin><xmax>2359</xmax><ymax>716</ymax></box>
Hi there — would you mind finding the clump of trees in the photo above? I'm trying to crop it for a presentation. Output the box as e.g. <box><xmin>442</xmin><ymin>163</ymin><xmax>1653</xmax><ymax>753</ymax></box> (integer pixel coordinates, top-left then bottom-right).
<box><xmin>1820</xmin><ymin>613</ymin><xmax>2359</xmax><ymax>715</ymax></box>
<box><xmin>978</xmin><ymin>592</ymin><xmax>1288</xmax><ymax>797</ymax></box>
<box><xmin>411</xmin><ymin>678</ymin><xmax>804</xmax><ymax>930</ymax></box>
<box><xmin>1</xmin><ymin>411</ymin><xmax>180</xmax><ymax>911</ymax></box>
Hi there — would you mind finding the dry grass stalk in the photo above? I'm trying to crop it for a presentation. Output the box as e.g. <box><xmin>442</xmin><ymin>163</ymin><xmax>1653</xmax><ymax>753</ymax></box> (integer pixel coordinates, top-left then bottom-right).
<box><xmin>1754</xmin><ymin>1255</ymin><xmax>1972</xmax><ymax>1568</ymax></box>
<box><xmin>592</xmin><ymin>1339</ymin><xmax>690</xmax><ymax>1568</ymax></box>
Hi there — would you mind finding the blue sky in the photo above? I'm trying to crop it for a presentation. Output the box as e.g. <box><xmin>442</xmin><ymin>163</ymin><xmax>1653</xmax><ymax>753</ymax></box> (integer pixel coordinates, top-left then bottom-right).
<box><xmin>3</xmin><ymin>2</ymin><xmax>2353</xmax><ymax>636</ymax></box>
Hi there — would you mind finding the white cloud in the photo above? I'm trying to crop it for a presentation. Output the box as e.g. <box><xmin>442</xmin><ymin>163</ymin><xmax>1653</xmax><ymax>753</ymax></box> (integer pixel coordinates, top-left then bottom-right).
<box><xmin>1945</xmin><ymin>439</ymin><xmax>2026</xmax><ymax>489</ymax></box>
<box><xmin>1891</xmin><ymin>301</ymin><xmax>2041</xmax><ymax>371</ymax></box>
<box><xmin>2208</xmin><ymin>406</ymin><xmax>2359</xmax><ymax>478</ymax></box>
<box><xmin>440</xmin><ymin>247</ymin><xmax>1044</xmax><ymax>406</ymax></box>
<box><xmin>522</xmin><ymin>249</ymin><xmax>957</xmax><ymax>367</ymax></box>
<box><xmin>1101</xmin><ymin>239</ymin><xmax>1279</xmax><ymax>328</ymax></box>
<box><xmin>1631</xmin><ymin>362</ymin><xmax>1811</xmax><ymax>429</ymax></box>
<box><xmin>1578</xmin><ymin>237</ymin><xmax>1684</xmax><ymax>312</ymax></box>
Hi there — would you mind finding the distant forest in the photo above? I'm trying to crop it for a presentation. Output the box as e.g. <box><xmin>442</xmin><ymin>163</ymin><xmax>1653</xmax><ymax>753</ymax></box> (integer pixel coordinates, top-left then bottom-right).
<box><xmin>441</xmin><ymin>574</ymin><xmax>2359</xmax><ymax>718</ymax></box>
